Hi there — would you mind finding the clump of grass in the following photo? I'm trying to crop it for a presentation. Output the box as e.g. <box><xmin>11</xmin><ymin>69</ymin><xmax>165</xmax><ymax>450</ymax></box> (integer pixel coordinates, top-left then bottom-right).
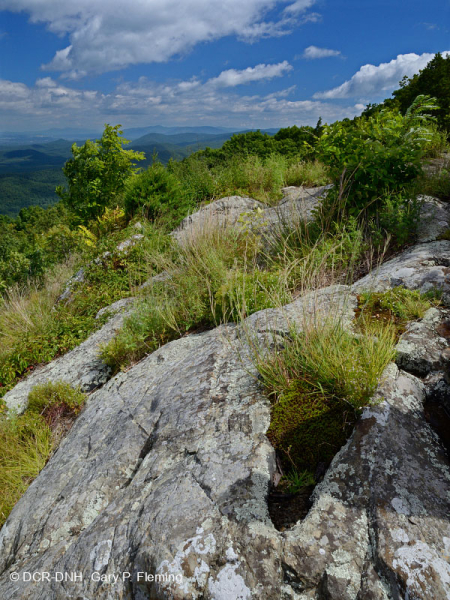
<box><xmin>283</xmin><ymin>469</ymin><xmax>316</xmax><ymax>494</ymax></box>
<box><xmin>101</xmin><ymin>221</ymin><xmax>291</xmax><ymax>371</ymax></box>
<box><xmin>358</xmin><ymin>286</ymin><xmax>441</xmax><ymax>332</ymax></box>
<box><xmin>0</xmin><ymin>381</ymin><xmax>85</xmax><ymax>527</ymax></box>
<box><xmin>284</xmin><ymin>160</ymin><xmax>330</xmax><ymax>188</ymax></box>
<box><xmin>256</xmin><ymin>317</ymin><xmax>396</xmax><ymax>483</ymax></box>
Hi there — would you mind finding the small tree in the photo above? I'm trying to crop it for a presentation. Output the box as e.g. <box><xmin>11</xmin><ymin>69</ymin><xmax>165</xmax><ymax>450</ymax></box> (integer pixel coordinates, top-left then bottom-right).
<box><xmin>56</xmin><ymin>124</ymin><xmax>144</xmax><ymax>223</ymax></box>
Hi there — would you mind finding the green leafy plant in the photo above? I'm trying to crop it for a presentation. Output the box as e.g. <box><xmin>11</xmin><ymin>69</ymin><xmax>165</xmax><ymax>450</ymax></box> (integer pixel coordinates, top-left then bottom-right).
<box><xmin>56</xmin><ymin>124</ymin><xmax>144</xmax><ymax>224</ymax></box>
<box><xmin>317</xmin><ymin>96</ymin><xmax>438</xmax><ymax>227</ymax></box>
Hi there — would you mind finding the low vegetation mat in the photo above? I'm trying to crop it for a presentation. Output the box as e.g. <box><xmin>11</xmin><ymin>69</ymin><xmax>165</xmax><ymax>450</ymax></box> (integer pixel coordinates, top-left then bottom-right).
<box><xmin>0</xmin><ymin>381</ymin><xmax>85</xmax><ymax>527</ymax></box>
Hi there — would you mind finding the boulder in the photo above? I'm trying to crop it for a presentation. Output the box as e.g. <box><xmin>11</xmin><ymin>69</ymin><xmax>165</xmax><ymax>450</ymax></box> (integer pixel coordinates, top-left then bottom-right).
<box><xmin>396</xmin><ymin>307</ymin><xmax>450</xmax><ymax>376</ymax></box>
<box><xmin>283</xmin><ymin>363</ymin><xmax>450</xmax><ymax>600</ymax></box>
<box><xmin>172</xmin><ymin>196</ymin><xmax>266</xmax><ymax>245</ymax></box>
<box><xmin>261</xmin><ymin>185</ymin><xmax>330</xmax><ymax>234</ymax></box>
<box><xmin>353</xmin><ymin>240</ymin><xmax>450</xmax><ymax>304</ymax></box>
<box><xmin>0</xmin><ymin>286</ymin><xmax>354</xmax><ymax>600</ymax></box>
<box><xmin>417</xmin><ymin>196</ymin><xmax>450</xmax><ymax>243</ymax></box>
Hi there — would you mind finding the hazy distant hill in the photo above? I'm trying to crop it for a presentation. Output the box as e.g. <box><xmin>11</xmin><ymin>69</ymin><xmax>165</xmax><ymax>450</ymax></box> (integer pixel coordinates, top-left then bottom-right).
<box><xmin>0</xmin><ymin>127</ymin><xmax>279</xmax><ymax>216</ymax></box>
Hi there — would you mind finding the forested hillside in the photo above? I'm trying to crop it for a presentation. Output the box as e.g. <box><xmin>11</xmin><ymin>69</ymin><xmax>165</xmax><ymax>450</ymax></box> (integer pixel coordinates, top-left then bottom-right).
<box><xmin>0</xmin><ymin>129</ymin><xmax>272</xmax><ymax>217</ymax></box>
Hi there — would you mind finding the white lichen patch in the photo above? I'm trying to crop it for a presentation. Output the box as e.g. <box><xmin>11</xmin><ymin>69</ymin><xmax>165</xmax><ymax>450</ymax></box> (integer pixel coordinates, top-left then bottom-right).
<box><xmin>391</xmin><ymin>497</ymin><xmax>410</xmax><ymax>516</ymax></box>
<box><xmin>393</xmin><ymin>540</ymin><xmax>450</xmax><ymax>593</ymax></box>
<box><xmin>208</xmin><ymin>564</ymin><xmax>251</xmax><ymax>600</ymax></box>
<box><xmin>90</xmin><ymin>539</ymin><xmax>112</xmax><ymax>571</ymax></box>
<box><xmin>391</xmin><ymin>528</ymin><xmax>410</xmax><ymax>544</ymax></box>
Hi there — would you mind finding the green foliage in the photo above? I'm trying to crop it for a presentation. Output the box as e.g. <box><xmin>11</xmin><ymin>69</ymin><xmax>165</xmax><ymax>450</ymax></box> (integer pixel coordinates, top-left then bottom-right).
<box><xmin>284</xmin><ymin>160</ymin><xmax>329</xmax><ymax>187</ymax></box>
<box><xmin>318</xmin><ymin>97</ymin><xmax>437</xmax><ymax>219</ymax></box>
<box><xmin>100</xmin><ymin>224</ymin><xmax>291</xmax><ymax>371</ymax></box>
<box><xmin>283</xmin><ymin>469</ymin><xmax>315</xmax><ymax>494</ymax></box>
<box><xmin>215</xmin><ymin>270</ymin><xmax>290</xmax><ymax>322</ymax></box>
<box><xmin>393</xmin><ymin>53</ymin><xmax>450</xmax><ymax>132</ymax></box>
<box><xmin>56</xmin><ymin>124</ymin><xmax>145</xmax><ymax>224</ymax></box>
<box><xmin>420</xmin><ymin>167</ymin><xmax>450</xmax><ymax>201</ymax></box>
<box><xmin>0</xmin><ymin>170</ymin><xmax>65</xmax><ymax>218</ymax></box>
<box><xmin>0</xmin><ymin>381</ymin><xmax>85</xmax><ymax>526</ymax></box>
<box><xmin>27</xmin><ymin>381</ymin><xmax>85</xmax><ymax>416</ymax></box>
<box><xmin>358</xmin><ymin>286</ymin><xmax>441</xmax><ymax>325</ymax></box>
<box><xmin>124</xmin><ymin>161</ymin><xmax>193</xmax><ymax>226</ymax></box>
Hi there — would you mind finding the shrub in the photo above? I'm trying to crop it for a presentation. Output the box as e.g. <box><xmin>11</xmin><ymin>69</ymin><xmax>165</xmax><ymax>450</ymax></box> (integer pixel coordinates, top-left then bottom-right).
<box><xmin>56</xmin><ymin>124</ymin><xmax>144</xmax><ymax>224</ymax></box>
<box><xmin>124</xmin><ymin>161</ymin><xmax>192</xmax><ymax>225</ymax></box>
<box><xmin>317</xmin><ymin>96</ymin><xmax>438</xmax><ymax>223</ymax></box>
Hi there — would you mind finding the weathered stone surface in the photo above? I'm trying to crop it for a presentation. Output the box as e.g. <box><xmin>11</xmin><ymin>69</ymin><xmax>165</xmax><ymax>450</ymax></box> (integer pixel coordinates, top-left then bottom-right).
<box><xmin>3</xmin><ymin>307</ymin><xmax>132</xmax><ymax>415</ymax></box>
<box><xmin>2</xmin><ymin>280</ymin><xmax>449</xmax><ymax>599</ymax></box>
<box><xmin>172</xmin><ymin>196</ymin><xmax>266</xmax><ymax>245</ymax></box>
<box><xmin>261</xmin><ymin>185</ymin><xmax>330</xmax><ymax>233</ymax></box>
<box><xmin>95</xmin><ymin>297</ymin><xmax>135</xmax><ymax>320</ymax></box>
<box><xmin>417</xmin><ymin>196</ymin><xmax>450</xmax><ymax>243</ymax></box>
<box><xmin>396</xmin><ymin>307</ymin><xmax>450</xmax><ymax>376</ymax></box>
<box><xmin>353</xmin><ymin>240</ymin><xmax>450</xmax><ymax>304</ymax></box>
<box><xmin>0</xmin><ymin>287</ymin><xmax>356</xmax><ymax>600</ymax></box>
<box><xmin>283</xmin><ymin>363</ymin><xmax>450</xmax><ymax>600</ymax></box>
<box><xmin>245</xmin><ymin>284</ymin><xmax>356</xmax><ymax>335</ymax></box>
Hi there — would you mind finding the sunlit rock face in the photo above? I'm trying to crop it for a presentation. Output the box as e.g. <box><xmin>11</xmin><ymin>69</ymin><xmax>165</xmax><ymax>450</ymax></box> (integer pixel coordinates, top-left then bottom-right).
<box><xmin>1</xmin><ymin>189</ymin><xmax>450</xmax><ymax>599</ymax></box>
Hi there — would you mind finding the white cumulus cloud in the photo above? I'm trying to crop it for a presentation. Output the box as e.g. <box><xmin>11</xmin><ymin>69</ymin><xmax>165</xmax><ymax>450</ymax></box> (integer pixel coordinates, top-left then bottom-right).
<box><xmin>0</xmin><ymin>0</ymin><xmax>319</xmax><ymax>76</ymax></box>
<box><xmin>208</xmin><ymin>61</ymin><xmax>292</xmax><ymax>87</ymax></box>
<box><xmin>302</xmin><ymin>45</ymin><xmax>341</xmax><ymax>59</ymax></box>
<box><xmin>314</xmin><ymin>51</ymin><xmax>450</xmax><ymax>99</ymax></box>
<box><xmin>0</xmin><ymin>71</ymin><xmax>362</xmax><ymax>131</ymax></box>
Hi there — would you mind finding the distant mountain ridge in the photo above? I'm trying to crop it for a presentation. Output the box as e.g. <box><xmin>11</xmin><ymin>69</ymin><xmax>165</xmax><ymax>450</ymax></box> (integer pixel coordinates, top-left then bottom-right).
<box><xmin>0</xmin><ymin>126</ymin><xmax>280</xmax><ymax>217</ymax></box>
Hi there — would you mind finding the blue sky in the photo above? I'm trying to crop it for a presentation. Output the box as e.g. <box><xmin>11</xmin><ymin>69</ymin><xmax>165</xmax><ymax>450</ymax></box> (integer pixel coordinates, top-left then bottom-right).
<box><xmin>0</xmin><ymin>0</ymin><xmax>449</xmax><ymax>132</ymax></box>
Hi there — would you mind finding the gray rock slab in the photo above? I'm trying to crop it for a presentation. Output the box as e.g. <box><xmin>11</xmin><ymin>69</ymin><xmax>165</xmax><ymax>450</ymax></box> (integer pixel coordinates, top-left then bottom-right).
<box><xmin>2</xmin><ymin>283</ymin><xmax>449</xmax><ymax>598</ymax></box>
<box><xmin>261</xmin><ymin>185</ymin><xmax>330</xmax><ymax>233</ymax></box>
<box><xmin>172</xmin><ymin>196</ymin><xmax>267</xmax><ymax>245</ymax></box>
<box><xmin>353</xmin><ymin>240</ymin><xmax>450</xmax><ymax>304</ymax></box>
<box><xmin>95</xmin><ymin>297</ymin><xmax>135</xmax><ymax>320</ymax></box>
<box><xmin>396</xmin><ymin>307</ymin><xmax>450</xmax><ymax>376</ymax></box>
<box><xmin>417</xmin><ymin>196</ymin><xmax>450</xmax><ymax>243</ymax></box>
<box><xmin>283</xmin><ymin>363</ymin><xmax>450</xmax><ymax>600</ymax></box>
<box><xmin>3</xmin><ymin>307</ymin><xmax>132</xmax><ymax>415</ymax></box>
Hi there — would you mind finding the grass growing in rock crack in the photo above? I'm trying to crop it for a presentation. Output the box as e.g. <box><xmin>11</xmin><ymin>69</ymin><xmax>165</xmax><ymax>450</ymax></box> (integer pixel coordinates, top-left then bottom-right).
<box><xmin>255</xmin><ymin>316</ymin><xmax>396</xmax><ymax>489</ymax></box>
<box><xmin>0</xmin><ymin>381</ymin><xmax>85</xmax><ymax>527</ymax></box>
<box><xmin>357</xmin><ymin>286</ymin><xmax>442</xmax><ymax>335</ymax></box>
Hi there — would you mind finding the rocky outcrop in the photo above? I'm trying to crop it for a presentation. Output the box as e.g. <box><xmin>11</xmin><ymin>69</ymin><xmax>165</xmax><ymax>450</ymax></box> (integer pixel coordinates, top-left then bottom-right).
<box><xmin>3</xmin><ymin>303</ymin><xmax>133</xmax><ymax>415</ymax></box>
<box><xmin>0</xmin><ymin>286</ymin><xmax>356</xmax><ymax>600</ymax></box>
<box><xmin>1</xmin><ymin>280</ymin><xmax>450</xmax><ymax>599</ymax></box>
<box><xmin>2</xmin><ymin>189</ymin><xmax>450</xmax><ymax>599</ymax></box>
<box><xmin>172</xmin><ymin>196</ymin><xmax>266</xmax><ymax>245</ymax></box>
<box><xmin>261</xmin><ymin>185</ymin><xmax>330</xmax><ymax>234</ymax></box>
<box><xmin>353</xmin><ymin>240</ymin><xmax>450</xmax><ymax>303</ymax></box>
<box><xmin>172</xmin><ymin>186</ymin><xmax>330</xmax><ymax>247</ymax></box>
<box><xmin>417</xmin><ymin>196</ymin><xmax>450</xmax><ymax>243</ymax></box>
